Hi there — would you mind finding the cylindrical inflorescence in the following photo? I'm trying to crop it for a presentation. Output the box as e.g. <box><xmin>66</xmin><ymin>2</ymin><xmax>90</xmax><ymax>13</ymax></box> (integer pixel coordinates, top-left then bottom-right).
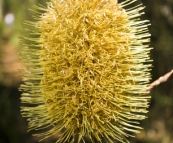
<box><xmin>20</xmin><ymin>0</ymin><xmax>152</xmax><ymax>143</ymax></box>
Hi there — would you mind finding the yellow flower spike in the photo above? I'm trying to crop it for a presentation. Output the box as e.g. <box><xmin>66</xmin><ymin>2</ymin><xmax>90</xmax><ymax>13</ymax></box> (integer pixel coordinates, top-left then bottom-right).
<box><xmin>20</xmin><ymin>0</ymin><xmax>152</xmax><ymax>143</ymax></box>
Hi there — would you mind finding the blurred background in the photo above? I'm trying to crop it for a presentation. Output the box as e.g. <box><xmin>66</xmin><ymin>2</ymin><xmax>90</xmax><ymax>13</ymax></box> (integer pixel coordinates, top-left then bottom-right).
<box><xmin>0</xmin><ymin>0</ymin><xmax>173</xmax><ymax>143</ymax></box>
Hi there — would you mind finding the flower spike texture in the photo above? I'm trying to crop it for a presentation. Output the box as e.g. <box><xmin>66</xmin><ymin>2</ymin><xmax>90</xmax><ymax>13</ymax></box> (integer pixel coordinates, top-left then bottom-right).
<box><xmin>20</xmin><ymin>0</ymin><xmax>152</xmax><ymax>143</ymax></box>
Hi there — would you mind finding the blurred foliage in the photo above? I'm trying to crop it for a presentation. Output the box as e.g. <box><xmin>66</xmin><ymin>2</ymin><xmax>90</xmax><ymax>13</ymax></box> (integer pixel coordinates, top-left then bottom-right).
<box><xmin>0</xmin><ymin>0</ymin><xmax>173</xmax><ymax>143</ymax></box>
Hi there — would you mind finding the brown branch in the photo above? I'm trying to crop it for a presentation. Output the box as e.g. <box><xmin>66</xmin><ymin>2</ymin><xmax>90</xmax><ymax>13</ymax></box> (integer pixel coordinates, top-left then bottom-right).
<box><xmin>147</xmin><ymin>69</ymin><xmax>173</xmax><ymax>91</ymax></box>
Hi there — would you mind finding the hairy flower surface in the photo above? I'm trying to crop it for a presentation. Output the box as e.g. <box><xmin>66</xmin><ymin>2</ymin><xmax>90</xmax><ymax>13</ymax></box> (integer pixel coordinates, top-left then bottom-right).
<box><xmin>20</xmin><ymin>0</ymin><xmax>152</xmax><ymax>143</ymax></box>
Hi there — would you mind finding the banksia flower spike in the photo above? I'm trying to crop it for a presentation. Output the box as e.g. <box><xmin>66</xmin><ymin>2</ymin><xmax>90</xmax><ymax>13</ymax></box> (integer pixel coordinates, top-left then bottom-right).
<box><xmin>20</xmin><ymin>0</ymin><xmax>152</xmax><ymax>143</ymax></box>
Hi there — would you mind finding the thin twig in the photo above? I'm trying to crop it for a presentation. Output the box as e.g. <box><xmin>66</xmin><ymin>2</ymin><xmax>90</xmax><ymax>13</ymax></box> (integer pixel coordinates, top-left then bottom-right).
<box><xmin>147</xmin><ymin>69</ymin><xmax>173</xmax><ymax>91</ymax></box>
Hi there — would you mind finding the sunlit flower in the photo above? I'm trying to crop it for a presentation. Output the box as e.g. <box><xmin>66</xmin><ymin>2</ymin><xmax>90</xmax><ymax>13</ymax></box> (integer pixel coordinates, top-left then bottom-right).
<box><xmin>20</xmin><ymin>0</ymin><xmax>152</xmax><ymax>143</ymax></box>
